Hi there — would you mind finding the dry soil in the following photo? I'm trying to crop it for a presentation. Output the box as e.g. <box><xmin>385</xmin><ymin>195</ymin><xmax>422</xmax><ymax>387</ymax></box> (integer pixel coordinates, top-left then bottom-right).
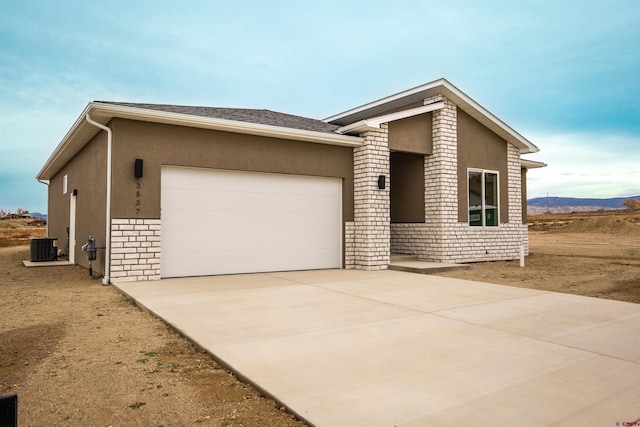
<box><xmin>2</xmin><ymin>212</ymin><xmax>640</xmax><ymax>425</ymax></box>
<box><xmin>0</xmin><ymin>245</ymin><xmax>306</xmax><ymax>426</ymax></box>
<box><xmin>436</xmin><ymin>211</ymin><xmax>640</xmax><ymax>303</ymax></box>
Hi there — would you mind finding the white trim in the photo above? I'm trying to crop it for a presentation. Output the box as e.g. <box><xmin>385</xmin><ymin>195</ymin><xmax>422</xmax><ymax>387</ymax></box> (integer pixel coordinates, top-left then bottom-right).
<box><xmin>467</xmin><ymin>168</ymin><xmax>500</xmax><ymax>227</ymax></box>
<box><xmin>90</xmin><ymin>102</ymin><xmax>365</xmax><ymax>147</ymax></box>
<box><xmin>336</xmin><ymin>101</ymin><xmax>444</xmax><ymax>134</ymax></box>
<box><xmin>366</xmin><ymin>102</ymin><xmax>445</xmax><ymax>128</ymax></box>
<box><xmin>324</xmin><ymin>79</ymin><xmax>449</xmax><ymax>123</ymax></box>
<box><xmin>37</xmin><ymin>103</ymin><xmax>364</xmax><ymax>181</ymax></box>
<box><xmin>521</xmin><ymin>159</ymin><xmax>547</xmax><ymax>169</ymax></box>
<box><xmin>69</xmin><ymin>191</ymin><xmax>76</xmax><ymax>263</ymax></box>
<box><xmin>336</xmin><ymin>119</ymin><xmax>373</xmax><ymax>135</ymax></box>
<box><xmin>62</xmin><ymin>175</ymin><xmax>68</xmax><ymax>195</ymax></box>
<box><xmin>85</xmin><ymin>113</ymin><xmax>112</xmax><ymax>285</ymax></box>
<box><xmin>445</xmin><ymin>83</ymin><xmax>539</xmax><ymax>155</ymax></box>
<box><xmin>325</xmin><ymin>78</ymin><xmax>539</xmax><ymax>155</ymax></box>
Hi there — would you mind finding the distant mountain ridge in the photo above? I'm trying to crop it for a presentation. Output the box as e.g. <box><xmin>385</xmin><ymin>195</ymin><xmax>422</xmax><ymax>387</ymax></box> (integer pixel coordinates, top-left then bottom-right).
<box><xmin>528</xmin><ymin>196</ymin><xmax>639</xmax><ymax>214</ymax></box>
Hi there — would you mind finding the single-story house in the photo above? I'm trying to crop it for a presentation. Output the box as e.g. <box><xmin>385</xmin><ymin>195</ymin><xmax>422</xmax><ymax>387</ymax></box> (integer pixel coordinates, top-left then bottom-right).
<box><xmin>37</xmin><ymin>78</ymin><xmax>545</xmax><ymax>284</ymax></box>
<box><xmin>27</xmin><ymin>219</ymin><xmax>47</xmax><ymax>227</ymax></box>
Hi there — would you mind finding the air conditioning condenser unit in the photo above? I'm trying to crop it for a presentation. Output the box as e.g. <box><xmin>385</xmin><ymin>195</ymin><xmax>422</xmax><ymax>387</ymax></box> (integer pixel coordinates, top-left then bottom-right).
<box><xmin>30</xmin><ymin>238</ymin><xmax>58</xmax><ymax>262</ymax></box>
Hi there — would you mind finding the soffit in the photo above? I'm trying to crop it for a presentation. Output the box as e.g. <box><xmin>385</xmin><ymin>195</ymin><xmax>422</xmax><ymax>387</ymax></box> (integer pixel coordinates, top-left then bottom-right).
<box><xmin>521</xmin><ymin>159</ymin><xmax>547</xmax><ymax>169</ymax></box>
<box><xmin>37</xmin><ymin>103</ymin><xmax>363</xmax><ymax>181</ymax></box>
<box><xmin>325</xmin><ymin>78</ymin><xmax>539</xmax><ymax>155</ymax></box>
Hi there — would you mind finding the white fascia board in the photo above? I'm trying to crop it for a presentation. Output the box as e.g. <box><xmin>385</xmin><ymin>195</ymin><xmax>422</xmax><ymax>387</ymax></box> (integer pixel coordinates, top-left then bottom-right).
<box><xmin>521</xmin><ymin>159</ymin><xmax>547</xmax><ymax>169</ymax></box>
<box><xmin>438</xmin><ymin>81</ymin><xmax>540</xmax><ymax>154</ymax></box>
<box><xmin>367</xmin><ymin>101</ymin><xmax>444</xmax><ymax>128</ymax></box>
<box><xmin>325</xmin><ymin>78</ymin><xmax>540</xmax><ymax>155</ymax></box>
<box><xmin>336</xmin><ymin>101</ymin><xmax>444</xmax><ymax>135</ymax></box>
<box><xmin>36</xmin><ymin>103</ymin><xmax>95</xmax><ymax>180</ymax></box>
<box><xmin>324</xmin><ymin>78</ymin><xmax>447</xmax><ymax>123</ymax></box>
<box><xmin>37</xmin><ymin>102</ymin><xmax>364</xmax><ymax>180</ymax></box>
<box><xmin>93</xmin><ymin>102</ymin><xmax>364</xmax><ymax>147</ymax></box>
<box><xmin>337</xmin><ymin>120</ymin><xmax>373</xmax><ymax>134</ymax></box>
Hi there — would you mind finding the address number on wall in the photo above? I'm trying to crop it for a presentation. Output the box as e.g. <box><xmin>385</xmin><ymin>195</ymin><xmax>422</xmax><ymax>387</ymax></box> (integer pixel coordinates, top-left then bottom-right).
<box><xmin>135</xmin><ymin>182</ymin><xmax>141</xmax><ymax>214</ymax></box>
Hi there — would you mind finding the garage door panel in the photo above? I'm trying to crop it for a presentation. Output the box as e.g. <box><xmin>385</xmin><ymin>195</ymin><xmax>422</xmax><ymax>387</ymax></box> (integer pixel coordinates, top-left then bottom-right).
<box><xmin>164</xmin><ymin>245</ymin><xmax>339</xmax><ymax>272</ymax></box>
<box><xmin>166</xmin><ymin>247</ymin><xmax>339</xmax><ymax>277</ymax></box>
<box><xmin>163</xmin><ymin>189</ymin><xmax>339</xmax><ymax>216</ymax></box>
<box><xmin>163</xmin><ymin>211</ymin><xmax>340</xmax><ymax>234</ymax></box>
<box><xmin>164</xmin><ymin>228</ymin><xmax>339</xmax><ymax>253</ymax></box>
<box><xmin>164</xmin><ymin>166</ymin><xmax>339</xmax><ymax>194</ymax></box>
<box><xmin>167</xmin><ymin>245</ymin><xmax>339</xmax><ymax>258</ymax></box>
<box><xmin>161</xmin><ymin>167</ymin><xmax>342</xmax><ymax>277</ymax></box>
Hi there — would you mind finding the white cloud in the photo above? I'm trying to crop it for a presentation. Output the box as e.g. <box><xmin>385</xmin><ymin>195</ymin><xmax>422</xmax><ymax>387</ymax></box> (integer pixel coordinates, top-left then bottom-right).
<box><xmin>524</xmin><ymin>131</ymin><xmax>640</xmax><ymax>198</ymax></box>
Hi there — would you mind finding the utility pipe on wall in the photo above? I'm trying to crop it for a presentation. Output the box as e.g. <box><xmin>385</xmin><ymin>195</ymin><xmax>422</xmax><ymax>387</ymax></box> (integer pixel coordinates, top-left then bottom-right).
<box><xmin>36</xmin><ymin>179</ymin><xmax>50</xmax><ymax>237</ymax></box>
<box><xmin>85</xmin><ymin>113</ymin><xmax>112</xmax><ymax>285</ymax></box>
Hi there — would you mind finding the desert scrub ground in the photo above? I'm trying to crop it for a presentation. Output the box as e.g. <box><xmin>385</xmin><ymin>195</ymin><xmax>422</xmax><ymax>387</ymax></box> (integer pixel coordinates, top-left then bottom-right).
<box><xmin>436</xmin><ymin>211</ymin><xmax>640</xmax><ymax>303</ymax></box>
<box><xmin>0</xmin><ymin>218</ymin><xmax>45</xmax><ymax>247</ymax></box>
<box><xmin>0</xmin><ymin>245</ymin><xmax>306</xmax><ymax>426</ymax></box>
<box><xmin>2</xmin><ymin>211</ymin><xmax>639</xmax><ymax>425</ymax></box>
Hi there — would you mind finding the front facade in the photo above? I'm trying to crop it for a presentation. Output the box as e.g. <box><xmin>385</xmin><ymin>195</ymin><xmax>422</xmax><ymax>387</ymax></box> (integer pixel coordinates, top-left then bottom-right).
<box><xmin>38</xmin><ymin>79</ymin><xmax>543</xmax><ymax>283</ymax></box>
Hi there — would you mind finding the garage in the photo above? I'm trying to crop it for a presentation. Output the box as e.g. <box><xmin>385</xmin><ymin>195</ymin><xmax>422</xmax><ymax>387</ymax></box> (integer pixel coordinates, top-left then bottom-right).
<box><xmin>160</xmin><ymin>166</ymin><xmax>343</xmax><ymax>277</ymax></box>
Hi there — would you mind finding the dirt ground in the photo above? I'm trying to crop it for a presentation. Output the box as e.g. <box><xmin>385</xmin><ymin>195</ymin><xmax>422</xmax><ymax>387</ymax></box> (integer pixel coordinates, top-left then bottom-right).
<box><xmin>0</xmin><ymin>245</ymin><xmax>306</xmax><ymax>426</ymax></box>
<box><xmin>436</xmin><ymin>211</ymin><xmax>640</xmax><ymax>303</ymax></box>
<box><xmin>0</xmin><ymin>218</ymin><xmax>45</xmax><ymax>247</ymax></box>
<box><xmin>1</xmin><ymin>211</ymin><xmax>640</xmax><ymax>425</ymax></box>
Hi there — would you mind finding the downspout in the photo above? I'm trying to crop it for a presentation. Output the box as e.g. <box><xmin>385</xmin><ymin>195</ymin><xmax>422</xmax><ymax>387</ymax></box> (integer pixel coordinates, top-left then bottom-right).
<box><xmin>85</xmin><ymin>113</ymin><xmax>112</xmax><ymax>285</ymax></box>
<box><xmin>36</xmin><ymin>179</ymin><xmax>50</xmax><ymax>236</ymax></box>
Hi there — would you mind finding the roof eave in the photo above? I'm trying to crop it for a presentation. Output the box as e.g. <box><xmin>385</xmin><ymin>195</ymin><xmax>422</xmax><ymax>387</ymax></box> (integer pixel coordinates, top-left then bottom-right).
<box><xmin>439</xmin><ymin>80</ymin><xmax>539</xmax><ymax>155</ymax></box>
<box><xmin>521</xmin><ymin>159</ymin><xmax>547</xmax><ymax>169</ymax></box>
<box><xmin>323</xmin><ymin>78</ymin><xmax>449</xmax><ymax>123</ymax></box>
<box><xmin>37</xmin><ymin>102</ymin><xmax>364</xmax><ymax>181</ymax></box>
<box><xmin>37</xmin><ymin>103</ymin><xmax>95</xmax><ymax>181</ymax></box>
<box><xmin>325</xmin><ymin>78</ymin><xmax>540</xmax><ymax>155</ymax></box>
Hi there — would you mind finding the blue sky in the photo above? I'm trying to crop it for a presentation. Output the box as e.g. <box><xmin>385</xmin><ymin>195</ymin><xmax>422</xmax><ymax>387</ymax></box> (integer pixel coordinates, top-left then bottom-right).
<box><xmin>1</xmin><ymin>0</ymin><xmax>639</xmax><ymax>212</ymax></box>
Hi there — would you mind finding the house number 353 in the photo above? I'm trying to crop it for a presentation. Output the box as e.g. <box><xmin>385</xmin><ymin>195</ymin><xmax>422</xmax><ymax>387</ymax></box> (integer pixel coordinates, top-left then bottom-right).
<box><xmin>135</xmin><ymin>182</ymin><xmax>141</xmax><ymax>214</ymax></box>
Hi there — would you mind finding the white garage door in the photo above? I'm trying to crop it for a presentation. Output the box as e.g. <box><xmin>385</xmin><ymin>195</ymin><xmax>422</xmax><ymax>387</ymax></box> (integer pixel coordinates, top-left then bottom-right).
<box><xmin>161</xmin><ymin>167</ymin><xmax>342</xmax><ymax>278</ymax></box>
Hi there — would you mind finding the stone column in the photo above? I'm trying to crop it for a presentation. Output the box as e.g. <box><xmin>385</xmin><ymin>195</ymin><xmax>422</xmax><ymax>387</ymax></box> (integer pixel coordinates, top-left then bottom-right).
<box><xmin>424</xmin><ymin>96</ymin><xmax>458</xmax><ymax>260</ymax></box>
<box><xmin>507</xmin><ymin>143</ymin><xmax>523</xmax><ymax>224</ymax></box>
<box><xmin>352</xmin><ymin>125</ymin><xmax>390</xmax><ymax>270</ymax></box>
<box><xmin>506</xmin><ymin>143</ymin><xmax>528</xmax><ymax>254</ymax></box>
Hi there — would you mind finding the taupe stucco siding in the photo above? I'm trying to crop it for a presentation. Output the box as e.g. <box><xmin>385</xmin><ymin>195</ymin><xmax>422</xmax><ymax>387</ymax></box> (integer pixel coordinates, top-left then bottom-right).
<box><xmin>390</xmin><ymin>152</ymin><xmax>425</xmax><ymax>223</ymax></box>
<box><xmin>109</xmin><ymin>119</ymin><xmax>355</xmax><ymax>221</ymax></box>
<box><xmin>47</xmin><ymin>174</ymin><xmax>68</xmax><ymax>257</ymax></box>
<box><xmin>388</xmin><ymin>113</ymin><xmax>433</xmax><ymax>155</ymax></box>
<box><xmin>456</xmin><ymin>109</ymin><xmax>509</xmax><ymax>223</ymax></box>
<box><xmin>48</xmin><ymin>132</ymin><xmax>108</xmax><ymax>273</ymax></box>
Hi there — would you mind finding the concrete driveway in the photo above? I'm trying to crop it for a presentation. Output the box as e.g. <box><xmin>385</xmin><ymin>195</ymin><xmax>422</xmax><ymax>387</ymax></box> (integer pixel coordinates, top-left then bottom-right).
<box><xmin>115</xmin><ymin>269</ymin><xmax>640</xmax><ymax>426</ymax></box>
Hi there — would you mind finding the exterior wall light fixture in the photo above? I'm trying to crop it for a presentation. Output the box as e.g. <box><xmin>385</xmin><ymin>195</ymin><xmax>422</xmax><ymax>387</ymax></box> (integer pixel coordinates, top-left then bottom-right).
<box><xmin>134</xmin><ymin>159</ymin><xmax>143</xmax><ymax>178</ymax></box>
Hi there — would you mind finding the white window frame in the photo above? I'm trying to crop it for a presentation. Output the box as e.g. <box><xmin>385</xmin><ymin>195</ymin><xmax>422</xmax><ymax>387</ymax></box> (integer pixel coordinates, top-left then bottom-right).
<box><xmin>467</xmin><ymin>168</ymin><xmax>500</xmax><ymax>227</ymax></box>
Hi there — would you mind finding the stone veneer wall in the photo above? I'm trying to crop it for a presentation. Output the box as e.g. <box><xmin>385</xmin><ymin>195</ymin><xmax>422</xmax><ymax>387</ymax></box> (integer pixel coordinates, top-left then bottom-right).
<box><xmin>390</xmin><ymin>223</ymin><xmax>528</xmax><ymax>263</ymax></box>
<box><xmin>347</xmin><ymin>125</ymin><xmax>390</xmax><ymax>270</ymax></box>
<box><xmin>344</xmin><ymin>221</ymin><xmax>356</xmax><ymax>269</ymax></box>
<box><xmin>390</xmin><ymin>95</ymin><xmax>528</xmax><ymax>263</ymax></box>
<box><xmin>110</xmin><ymin>219</ymin><xmax>161</xmax><ymax>283</ymax></box>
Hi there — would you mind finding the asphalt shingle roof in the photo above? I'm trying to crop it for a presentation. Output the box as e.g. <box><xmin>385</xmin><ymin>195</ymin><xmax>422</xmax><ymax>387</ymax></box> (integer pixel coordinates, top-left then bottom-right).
<box><xmin>96</xmin><ymin>102</ymin><xmax>341</xmax><ymax>134</ymax></box>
